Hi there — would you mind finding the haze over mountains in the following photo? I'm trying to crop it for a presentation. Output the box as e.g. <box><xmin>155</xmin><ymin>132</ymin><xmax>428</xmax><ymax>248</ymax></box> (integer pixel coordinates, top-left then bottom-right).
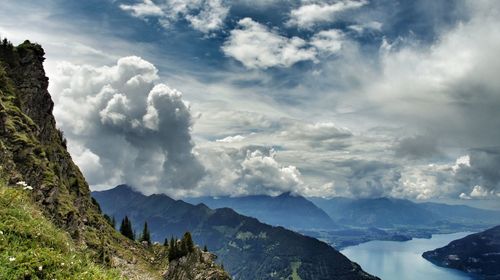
<box><xmin>183</xmin><ymin>191</ymin><xmax>500</xmax><ymax>250</ymax></box>
<box><xmin>311</xmin><ymin>197</ymin><xmax>500</xmax><ymax>229</ymax></box>
<box><xmin>185</xmin><ymin>192</ymin><xmax>337</xmax><ymax>230</ymax></box>
<box><xmin>93</xmin><ymin>185</ymin><xmax>378</xmax><ymax>280</ymax></box>
<box><xmin>186</xmin><ymin>192</ymin><xmax>500</xmax><ymax>231</ymax></box>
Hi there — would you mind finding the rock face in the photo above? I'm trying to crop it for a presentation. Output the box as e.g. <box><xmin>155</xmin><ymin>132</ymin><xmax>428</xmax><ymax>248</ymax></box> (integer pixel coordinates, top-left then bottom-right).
<box><xmin>423</xmin><ymin>225</ymin><xmax>500</xmax><ymax>279</ymax></box>
<box><xmin>164</xmin><ymin>248</ymin><xmax>230</xmax><ymax>280</ymax></box>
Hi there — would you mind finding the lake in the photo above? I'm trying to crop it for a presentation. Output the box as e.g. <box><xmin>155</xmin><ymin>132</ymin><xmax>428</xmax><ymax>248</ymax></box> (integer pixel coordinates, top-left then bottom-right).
<box><xmin>341</xmin><ymin>232</ymin><xmax>475</xmax><ymax>280</ymax></box>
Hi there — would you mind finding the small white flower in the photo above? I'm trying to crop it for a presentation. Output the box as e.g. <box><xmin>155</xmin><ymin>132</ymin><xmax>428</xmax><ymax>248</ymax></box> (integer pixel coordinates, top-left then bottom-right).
<box><xmin>38</xmin><ymin>266</ymin><xmax>43</xmax><ymax>271</ymax></box>
<box><xmin>16</xmin><ymin>181</ymin><xmax>28</xmax><ymax>187</ymax></box>
<box><xmin>23</xmin><ymin>186</ymin><xmax>33</xmax><ymax>190</ymax></box>
<box><xmin>0</xmin><ymin>230</ymin><xmax>3</xmax><ymax>235</ymax></box>
<box><xmin>61</xmin><ymin>262</ymin><xmax>65</xmax><ymax>266</ymax></box>
<box><xmin>8</xmin><ymin>257</ymin><xmax>15</xmax><ymax>262</ymax></box>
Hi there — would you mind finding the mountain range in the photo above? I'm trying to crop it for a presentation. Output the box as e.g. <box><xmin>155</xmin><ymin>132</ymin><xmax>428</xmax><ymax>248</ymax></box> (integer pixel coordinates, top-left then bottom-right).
<box><xmin>185</xmin><ymin>192</ymin><xmax>337</xmax><ymax>230</ymax></box>
<box><xmin>311</xmin><ymin>197</ymin><xmax>500</xmax><ymax>229</ymax></box>
<box><xmin>92</xmin><ymin>185</ymin><xmax>378</xmax><ymax>280</ymax></box>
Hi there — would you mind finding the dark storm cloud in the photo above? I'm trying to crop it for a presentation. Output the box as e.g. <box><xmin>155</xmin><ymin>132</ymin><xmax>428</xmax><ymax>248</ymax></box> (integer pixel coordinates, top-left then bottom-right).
<box><xmin>454</xmin><ymin>148</ymin><xmax>500</xmax><ymax>199</ymax></box>
<box><xmin>394</xmin><ymin>135</ymin><xmax>441</xmax><ymax>159</ymax></box>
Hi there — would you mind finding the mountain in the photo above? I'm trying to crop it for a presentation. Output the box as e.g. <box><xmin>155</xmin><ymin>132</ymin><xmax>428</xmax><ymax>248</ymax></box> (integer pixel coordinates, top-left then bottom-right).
<box><xmin>93</xmin><ymin>185</ymin><xmax>379</xmax><ymax>280</ymax></box>
<box><xmin>185</xmin><ymin>192</ymin><xmax>337</xmax><ymax>230</ymax></box>
<box><xmin>420</xmin><ymin>202</ymin><xmax>500</xmax><ymax>226</ymax></box>
<box><xmin>423</xmin><ymin>225</ymin><xmax>500</xmax><ymax>279</ymax></box>
<box><xmin>312</xmin><ymin>197</ymin><xmax>438</xmax><ymax>228</ymax></box>
<box><xmin>311</xmin><ymin>197</ymin><xmax>500</xmax><ymax>229</ymax></box>
<box><xmin>0</xmin><ymin>39</ymin><xmax>227</xmax><ymax>279</ymax></box>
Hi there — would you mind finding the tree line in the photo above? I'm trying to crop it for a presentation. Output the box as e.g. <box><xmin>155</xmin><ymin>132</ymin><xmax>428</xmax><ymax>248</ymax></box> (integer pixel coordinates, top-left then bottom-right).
<box><xmin>116</xmin><ymin>215</ymin><xmax>197</xmax><ymax>261</ymax></box>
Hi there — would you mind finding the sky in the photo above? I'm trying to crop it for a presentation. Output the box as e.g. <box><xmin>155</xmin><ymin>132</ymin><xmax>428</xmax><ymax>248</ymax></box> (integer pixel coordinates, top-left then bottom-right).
<box><xmin>1</xmin><ymin>0</ymin><xmax>499</xmax><ymax>208</ymax></box>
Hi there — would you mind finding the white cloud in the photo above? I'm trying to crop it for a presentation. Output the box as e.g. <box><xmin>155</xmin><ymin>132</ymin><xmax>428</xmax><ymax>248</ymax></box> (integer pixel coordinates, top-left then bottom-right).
<box><xmin>280</xmin><ymin>121</ymin><xmax>352</xmax><ymax>141</ymax></box>
<box><xmin>119</xmin><ymin>0</ymin><xmax>165</xmax><ymax>18</ymax></box>
<box><xmin>51</xmin><ymin>56</ymin><xmax>204</xmax><ymax>194</ymax></box>
<box><xmin>197</xmin><ymin>147</ymin><xmax>303</xmax><ymax>196</ymax></box>
<box><xmin>453</xmin><ymin>154</ymin><xmax>470</xmax><ymax>172</ymax></box>
<box><xmin>216</xmin><ymin>135</ymin><xmax>246</xmax><ymax>143</ymax></box>
<box><xmin>470</xmin><ymin>185</ymin><xmax>490</xmax><ymax>198</ymax></box>
<box><xmin>221</xmin><ymin>17</ymin><xmax>317</xmax><ymax>69</ymax></box>
<box><xmin>119</xmin><ymin>0</ymin><xmax>229</xmax><ymax>34</ymax></box>
<box><xmin>185</xmin><ymin>0</ymin><xmax>229</xmax><ymax>34</ymax></box>
<box><xmin>287</xmin><ymin>0</ymin><xmax>368</xmax><ymax>28</ymax></box>
<box><xmin>310</xmin><ymin>29</ymin><xmax>344</xmax><ymax>54</ymax></box>
<box><xmin>348</xmin><ymin>21</ymin><xmax>382</xmax><ymax>33</ymax></box>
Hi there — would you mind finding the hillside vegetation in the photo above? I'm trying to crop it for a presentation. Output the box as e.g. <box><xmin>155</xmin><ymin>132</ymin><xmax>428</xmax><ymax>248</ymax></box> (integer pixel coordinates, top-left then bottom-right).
<box><xmin>0</xmin><ymin>181</ymin><xmax>120</xmax><ymax>279</ymax></box>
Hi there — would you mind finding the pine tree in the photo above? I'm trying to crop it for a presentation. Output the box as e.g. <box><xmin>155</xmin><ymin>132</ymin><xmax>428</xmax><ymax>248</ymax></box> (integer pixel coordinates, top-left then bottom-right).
<box><xmin>119</xmin><ymin>216</ymin><xmax>134</xmax><ymax>240</ymax></box>
<box><xmin>168</xmin><ymin>237</ymin><xmax>177</xmax><ymax>261</ymax></box>
<box><xmin>111</xmin><ymin>216</ymin><xmax>116</xmax><ymax>229</ymax></box>
<box><xmin>182</xmin><ymin>231</ymin><xmax>194</xmax><ymax>253</ymax></box>
<box><xmin>139</xmin><ymin>221</ymin><xmax>151</xmax><ymax>244</ymax></box>
<box><xmin>203</xmin><ymin>245</ymin><xmax>208</xmax><ymax>252</ymax></box>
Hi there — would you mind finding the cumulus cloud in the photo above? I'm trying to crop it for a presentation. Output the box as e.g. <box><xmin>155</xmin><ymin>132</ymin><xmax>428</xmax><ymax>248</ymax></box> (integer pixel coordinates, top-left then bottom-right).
<box><xmin>222</xmin><ymin>17</ymin><xmax>317</xmax><ymax>69</ymax></box>
<box><xmin>287</xmin><ymin>0</ymin><xmax>368</xmax><ymax>28</ymax></box>
<box><xmin>51</xmin><ymin>56</ymin><xmax>204</xmax><ymax>194</ymax></box>
<box><xmin>221</xmin><ymin>18</ymin><xmax>347</xmax><ymax>69</ymax></box>
<box><xmin>453</xmin><ymin>149</ymin><xmax>500</xmax><ymax>199</ymax></box>
<box><xmin>197</xmin><ymin>147</ymin><xmax>303</xmax><ymax>196</ymax></box>
<box><xmin>119</xmin><ymin>0</ymin><xmax>229</xmax><ymax>33</ymax></box>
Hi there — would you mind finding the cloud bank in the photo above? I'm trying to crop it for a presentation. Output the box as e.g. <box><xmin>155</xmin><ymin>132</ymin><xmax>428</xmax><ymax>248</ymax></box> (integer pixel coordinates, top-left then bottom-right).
<box><xmin>51</xmin><ymin>56</ymin><xmax>204</xmax><ymax>194</ymax></box>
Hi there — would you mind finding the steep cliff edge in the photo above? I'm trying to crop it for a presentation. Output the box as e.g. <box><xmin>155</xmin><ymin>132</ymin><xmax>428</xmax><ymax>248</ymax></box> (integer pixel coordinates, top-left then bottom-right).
<box><xmin>0</xmin><ymin>39</ymin><xmax>229</xmax><ymax>279</ymax></box>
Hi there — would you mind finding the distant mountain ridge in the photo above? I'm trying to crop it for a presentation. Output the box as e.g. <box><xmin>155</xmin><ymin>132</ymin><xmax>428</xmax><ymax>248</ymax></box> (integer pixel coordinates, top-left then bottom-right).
<box><xmin>311</xmin><ymin>196</ymin><xmax>500</xmax><ymax>228</ymax></box>
<box><xmin>92</xmin><ymin>185</ymin><xmax>378</xmax><ymax>280</ymax></box>
<box><xmin>185</xmin><ymin>192</ymin><xmax>337</xmax><ymax>230</ymax></box>
<box><xmin>423</xmin><ymin>225</ymin><xmax>500</xmax><ymax>279</ymax></box>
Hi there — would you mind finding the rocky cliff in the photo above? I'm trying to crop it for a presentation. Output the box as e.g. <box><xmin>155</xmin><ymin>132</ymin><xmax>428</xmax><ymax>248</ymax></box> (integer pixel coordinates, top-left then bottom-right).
<box><xmin>164</xmin><ymin>247</ymin><xmax>229</xmax><ymax>280</ymax></box>
<box><xmin>0</xmin><ymin>38</ymin><xmax>229</xmax><ymax>279</ymax></box>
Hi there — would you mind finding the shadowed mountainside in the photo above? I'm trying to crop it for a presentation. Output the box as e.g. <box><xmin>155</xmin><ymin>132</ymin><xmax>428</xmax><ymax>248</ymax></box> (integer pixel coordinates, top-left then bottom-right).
<box><xmin>93</xmin><ymin>185</ymin><xmax>379</xmax><ymax>280</ymax></box>
<box><xmin>423</xmin><ymin>225</ymin><xmax>500</xmax><ymax>279</ymax></box>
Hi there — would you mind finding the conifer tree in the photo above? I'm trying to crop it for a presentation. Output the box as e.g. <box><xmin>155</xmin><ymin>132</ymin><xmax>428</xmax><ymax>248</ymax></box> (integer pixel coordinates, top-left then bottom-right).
<box><xmin>119</xmin><ymin>216</ymin><xmax>134</xmax><ymax>240</ymax></box>
<box><xmin>168</xmin><ymin>237</ymin><xmax>177</xmax><ymax>261</ymax></box>
<box><xmin>139</xmin><ymin>221</ymin><xmax>151</xmax><ymax>244</ymax></box>
<box><xmin>182</xmin><ymin>231</ymin><xmax>194</xmax><ymax>253</ymax></box>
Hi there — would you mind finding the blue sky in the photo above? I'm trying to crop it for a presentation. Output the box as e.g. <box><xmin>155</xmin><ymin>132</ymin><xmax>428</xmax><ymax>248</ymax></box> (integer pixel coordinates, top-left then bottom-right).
<box><xmin>1</xmin><ymin>0</ymin><xmax>499</xmax><ymax>208</ymax></box>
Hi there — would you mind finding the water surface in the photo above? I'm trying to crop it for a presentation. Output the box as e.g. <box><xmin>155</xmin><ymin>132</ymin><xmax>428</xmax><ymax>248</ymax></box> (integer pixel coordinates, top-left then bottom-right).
<box><xmin>341</xmin><ymin>232</ymin><xmax>474</xmax><ymax>280</ymax></box>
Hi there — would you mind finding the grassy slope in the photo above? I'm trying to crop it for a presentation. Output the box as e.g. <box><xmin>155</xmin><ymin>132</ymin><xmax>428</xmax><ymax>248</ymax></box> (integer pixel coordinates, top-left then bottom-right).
<box><xmin>0</xmin><ymin>181</ymin><xmax>120</xmax><ymax>279</ymax></box>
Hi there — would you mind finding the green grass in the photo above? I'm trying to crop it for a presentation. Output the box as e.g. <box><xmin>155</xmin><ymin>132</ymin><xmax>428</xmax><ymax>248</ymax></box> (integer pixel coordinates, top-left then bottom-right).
<box><xmin>290</xmin><ymin>261</ymin><xmax>302</xmax><ymax>280</ymax></box>
<box><xmin>0</xmin><ymin>182</ymin><xmax>122</xmax><ymax>280</ymax></box>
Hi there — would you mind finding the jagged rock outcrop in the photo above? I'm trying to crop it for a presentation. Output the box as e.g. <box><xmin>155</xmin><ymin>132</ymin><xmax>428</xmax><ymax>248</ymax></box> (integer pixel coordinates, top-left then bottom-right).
<box><xmin>164</xmin><ymin>247</ymin><xmax>230</xmax><ymax>280</ymax></box>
